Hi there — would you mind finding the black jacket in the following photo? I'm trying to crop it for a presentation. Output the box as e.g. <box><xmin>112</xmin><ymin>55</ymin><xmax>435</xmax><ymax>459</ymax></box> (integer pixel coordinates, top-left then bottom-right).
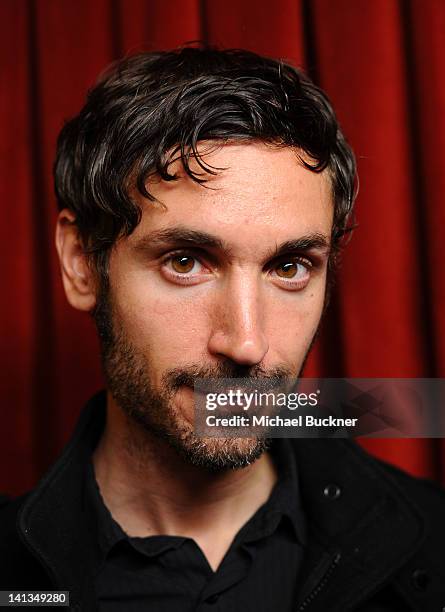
<box><xmin>0</xmin><ymin>392</ymin><xmax>444</xmax><ymax>611</ymax></box>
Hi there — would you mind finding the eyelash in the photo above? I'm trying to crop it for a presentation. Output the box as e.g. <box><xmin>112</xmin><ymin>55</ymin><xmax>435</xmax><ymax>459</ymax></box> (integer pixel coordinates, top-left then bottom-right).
<box><xmin>160</xmin><ymin>250</ymin><xmax>314</xmax><ymax>288</ymax></box>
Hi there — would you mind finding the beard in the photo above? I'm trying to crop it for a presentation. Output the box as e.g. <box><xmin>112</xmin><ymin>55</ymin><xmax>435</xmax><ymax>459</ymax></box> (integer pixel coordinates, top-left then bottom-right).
<box><xmin>93</xmin><ymin>280</ymin><xmax>313</xmax><ymax>472</ymax></box>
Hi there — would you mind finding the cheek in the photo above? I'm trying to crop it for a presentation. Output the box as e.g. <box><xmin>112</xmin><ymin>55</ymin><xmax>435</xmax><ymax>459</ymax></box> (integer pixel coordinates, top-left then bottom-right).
<box><xmin>113</xmin><ymin>284</ymin><xmax>211</xmax><ymax>366</ymax></box>
<box><xmin>265</xmin><ymin>285</ymin><xmax>325</xmax><ymax>361</ymax></box>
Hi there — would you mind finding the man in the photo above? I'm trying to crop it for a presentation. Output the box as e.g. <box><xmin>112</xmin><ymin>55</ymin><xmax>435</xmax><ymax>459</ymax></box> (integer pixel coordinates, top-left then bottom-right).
<box><xmin>1</xmin><ymin>47</ymin><xmax>444</xmax><ymax>611</ymax></box>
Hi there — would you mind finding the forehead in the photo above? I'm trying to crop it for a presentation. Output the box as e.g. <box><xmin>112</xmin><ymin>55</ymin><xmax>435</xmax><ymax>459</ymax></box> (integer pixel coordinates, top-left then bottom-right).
<box><xmin>130</xmin><ymin>142</ymin><xmax>333</xmax><ymax>251</ymax></box>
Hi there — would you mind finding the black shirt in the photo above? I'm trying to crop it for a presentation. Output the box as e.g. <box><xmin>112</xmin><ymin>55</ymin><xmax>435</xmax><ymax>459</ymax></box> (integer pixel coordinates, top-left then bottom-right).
<box><xmin>85</xmin><ymin>439</ymin><xmax>307</xmax><ymax>611</ymax></box>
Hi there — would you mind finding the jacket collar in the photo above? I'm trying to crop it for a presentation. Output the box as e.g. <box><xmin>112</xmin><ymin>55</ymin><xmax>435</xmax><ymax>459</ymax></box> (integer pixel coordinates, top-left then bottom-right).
<box><xmin>18</xmin><ymin>392</ymin><xmax>107</xmax><ymax>610</ymax></box>
<box><xmin>18</xmin><ymin>392</ymin><xmax>425</xmax><ymax>611</ymax></box>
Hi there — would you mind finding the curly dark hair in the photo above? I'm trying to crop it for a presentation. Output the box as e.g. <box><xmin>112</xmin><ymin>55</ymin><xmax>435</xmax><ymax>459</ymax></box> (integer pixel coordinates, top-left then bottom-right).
<box><xmin>54</xmin><ymin>46</ymin><xmax>357</xmax><ymax>278</ymax></box>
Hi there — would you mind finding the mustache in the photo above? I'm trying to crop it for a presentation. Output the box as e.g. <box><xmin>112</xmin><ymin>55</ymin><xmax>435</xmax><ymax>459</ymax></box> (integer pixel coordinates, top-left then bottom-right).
<box><xmin>164</xmin><ymin>362</ymin><xmax>293</xmax><ymax>393</ymax></box>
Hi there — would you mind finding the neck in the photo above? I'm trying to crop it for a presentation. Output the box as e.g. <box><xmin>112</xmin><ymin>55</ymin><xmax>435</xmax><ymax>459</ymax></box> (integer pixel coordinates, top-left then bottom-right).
<box><xmin>92</xmin><ymin>393</ymin><xmax>277</xmax><ymax>570</ymax></box>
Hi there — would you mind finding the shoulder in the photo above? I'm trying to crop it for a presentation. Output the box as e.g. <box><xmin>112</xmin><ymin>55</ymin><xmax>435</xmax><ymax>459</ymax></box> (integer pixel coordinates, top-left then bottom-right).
<box><xmin>0</xmin><ymin>492</ymin><xmax>27</xmax><ymax>539</ymax></box>
<box><xmin>373</xmin><ymin>456</ymin><xmax>445</xmax><ymax>552</ymax></box>
<box><xmin>366</xmin><ymin>452</ymin><xmax>445</xmax><ymax>519</ymax></box>
<box><xmin>347</xmin><ymin>442</ymin><xmax>445</xmax><ymax>541</ymax></box>
<box><xmin>356</xmin><ymin>448</ymin><xmax>445</xmax><ymax>603</ymax></box>
<box><xmin>0</xmin><ymin>492</ymin><xmax>51</xmax><ymax>588</ymax></box>
<box><xmin>0</xmin><ymin>492</ymin><xmax>31</xmax><ymax>563</ymax></box>
<box><xmin>342</xmin><ymin>442</ymin><xmax>445</xmax><ymax>605</ymax></box>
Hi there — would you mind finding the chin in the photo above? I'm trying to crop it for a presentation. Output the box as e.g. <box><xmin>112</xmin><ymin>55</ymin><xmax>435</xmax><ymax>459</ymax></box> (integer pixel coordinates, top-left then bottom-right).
<box><xmin>170</xmin><ymin>432</ymin><xmax>270</xmax><ymax>472</ymax></box>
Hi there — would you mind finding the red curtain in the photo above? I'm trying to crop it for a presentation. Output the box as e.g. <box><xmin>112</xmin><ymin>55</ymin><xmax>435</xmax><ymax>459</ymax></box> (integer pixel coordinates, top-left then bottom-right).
<box><xmin>1</xmin><ymin>0</ymin><xmax>444</xmax><ymax>496</ymax></box>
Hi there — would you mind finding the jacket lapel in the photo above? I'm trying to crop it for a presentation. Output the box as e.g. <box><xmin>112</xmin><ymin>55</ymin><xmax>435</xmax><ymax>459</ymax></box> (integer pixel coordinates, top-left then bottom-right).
<box><xmin>293</xmin><ymin>439</ymin><xmax>425</xmax><ymax>610</ymax></box>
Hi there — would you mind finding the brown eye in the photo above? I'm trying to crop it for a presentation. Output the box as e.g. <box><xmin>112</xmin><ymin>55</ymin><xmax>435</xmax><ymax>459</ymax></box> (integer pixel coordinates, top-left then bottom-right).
<box><xmin>171</xmin><ymin>255</ymin><xmax>195</xmax><ymax>274</ymax></box>
<box><xmin>276</xmin><ymin>261</ymin><xmax>299</xmax><ymax>278</ymax></box>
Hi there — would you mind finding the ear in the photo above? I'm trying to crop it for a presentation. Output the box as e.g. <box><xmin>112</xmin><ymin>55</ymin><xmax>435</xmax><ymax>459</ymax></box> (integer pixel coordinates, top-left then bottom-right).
<box><xmin>55</xmin><ymin>209</ymin><xmax>97</xmax><ymax>312</ymax></box>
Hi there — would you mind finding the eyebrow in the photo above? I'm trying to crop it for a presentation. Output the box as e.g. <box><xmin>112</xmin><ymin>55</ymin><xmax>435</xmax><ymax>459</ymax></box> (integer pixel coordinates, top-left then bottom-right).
<box><xmin>267</xmin><ymin>234</ymin><xmax>331</xmax><ymax>260</ymax></box>
<box><xmin>133</xmin><ymin>227</ymin><xmax>228</xmax><ymax>253</ymax></box>
<box><xmin>132</xmin><ymin>226</ymin><xmax>331</xmax><ymax>259</ymax></box>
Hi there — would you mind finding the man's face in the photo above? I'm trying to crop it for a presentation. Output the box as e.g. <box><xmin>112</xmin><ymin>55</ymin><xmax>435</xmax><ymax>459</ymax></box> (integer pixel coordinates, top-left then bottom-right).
<box><xmin>96</xmin><ymin>142</ymin><xmax>333</xmax><ymax>470</ymax></box>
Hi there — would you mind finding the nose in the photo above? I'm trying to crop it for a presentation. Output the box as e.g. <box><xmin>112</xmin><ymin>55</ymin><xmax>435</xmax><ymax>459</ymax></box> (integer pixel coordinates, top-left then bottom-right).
<box><xmin>207</xmin><ymin>274</ymin><xmax>269</xmax><ymax>366</ymax></box>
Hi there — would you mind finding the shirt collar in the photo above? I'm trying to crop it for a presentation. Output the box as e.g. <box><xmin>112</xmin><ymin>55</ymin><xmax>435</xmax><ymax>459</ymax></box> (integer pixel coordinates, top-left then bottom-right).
<box><xmin>84</xmin><ymin>460</ymin><xmax>125</xmax><ymax>557</ymax></box>
<box><xmin>233</xmin><ymin>438</ymin><xmax>307</xmax><ymax>547</ymax></box>
<box><xmin>85</xmin><ymin>436</ymin><xmax>307</xmax><ymax>561</ymax></box>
